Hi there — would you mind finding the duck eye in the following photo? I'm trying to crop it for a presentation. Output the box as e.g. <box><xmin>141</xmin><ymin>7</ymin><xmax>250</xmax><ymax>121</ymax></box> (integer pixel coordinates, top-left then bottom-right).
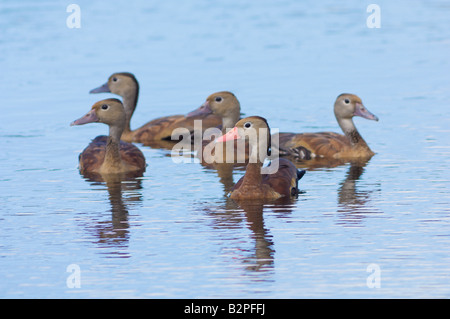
<box><xmin>112</xmin><ymin>77</ymin><xmax>118</xmax><ymax>82</ymax></box>
<box><xmin>215</xmin><ymin>97</ymin><xmax>223</xmax><ymax>102</ymax></box>
<box><xmin>244</xmin><ymin>122</ymin><xmax>252</xmax><ymax>128</ymax></box>
<box><xmin>344</xmin><ymin>98</ymin><xmax>350</xmax><ymax>104</ymax></box>
<box><xmin>101</xmin><ymin>104</ymin><xmax>109</xmax><ymax>110</ymax></box>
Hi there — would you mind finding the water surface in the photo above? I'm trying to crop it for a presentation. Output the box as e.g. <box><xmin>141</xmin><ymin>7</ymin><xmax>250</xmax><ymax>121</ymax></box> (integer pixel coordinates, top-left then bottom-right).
<box><xmin>1</xmin><ymin>0</ymin><xmax>450</xmax><ymax>298</ymax></box>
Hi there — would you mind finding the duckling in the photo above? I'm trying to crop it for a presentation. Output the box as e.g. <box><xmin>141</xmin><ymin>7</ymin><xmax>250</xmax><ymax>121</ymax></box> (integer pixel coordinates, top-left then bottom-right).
<box><xmin>186</xmin><ymin>91</ymin><xmax>248</xmax><ymax>164</ymax></box>
<box><xmin>275</xmin><ymin>94</ymin><xmax>378</xmax><ymax>160</ymax></box>
<box><xmin>71</xmin><ymin>99</ymin><xmax>146</xmax><ymax>176</ymax></box>
<box><xmin>216</xmin><ymin>116</ymin><xmax>305</xmax><ymax>200</ymax></box>
<box><xmin>186</xmin><ymin>91</ymin><xmax>241</xmax><ymax>133</ymax></box>
<box><xmin>90</xmin><ymin>72</ymin><xmax>221</xmax><ymax>143</ymax></box>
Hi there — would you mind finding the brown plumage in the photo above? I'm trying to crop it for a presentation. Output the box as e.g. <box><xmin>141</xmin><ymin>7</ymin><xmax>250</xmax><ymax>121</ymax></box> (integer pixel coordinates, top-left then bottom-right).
<box><xmin>216</xmin><ymin>116</ymin><xmax>305</xmax><ymax>200</ymax></box>
<box><xmin>71</xmin><ymin>99</ymin><xmax>146</xmax><ymax>177</ymax></box>
<box><xmin>90</xmin><ymin>72</ymin><xmax>221</xmax><ymax>144</ymax></box>
<box><xmin>185</xmin><ymin>91</ymin><xmax>249</xmax><ymax>164</ymax></box>
<box><xmin>276</xmin><ymin>94</ymin><xmax>379</xmax><ymax>160</ymax></box>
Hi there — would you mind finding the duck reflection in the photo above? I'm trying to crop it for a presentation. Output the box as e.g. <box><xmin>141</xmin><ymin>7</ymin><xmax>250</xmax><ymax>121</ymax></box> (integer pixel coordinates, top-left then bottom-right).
<box><xmin>290</xmin><ymin>156</ymin><xmax>380</xmax><ymax>226</ymax></box>
<box><xmin>335</xmin><ymin>160</ymin><xmax>380</xmax><ymax>225</ymax></box>
<box><xmin>337</xmin><ymin>161</ymin><xmax>369</xmax><ymax>208</ymax></box>
<box><xmin>82</xmin><ymin>172</ymin><xmax>143</xmax><ymax>255</ymax></box>
<box><xmin>233</xmin><ymin>198</ymin><xmax>296</xmax><ymax>272</ymax></box>
<box><xmin>196</xmin><ymin>188</ymin><xmax>297</xmax><ymax>275</ymax></box>
<box><xmin>193</xmin><ymin>151</ymin><xmax>301</xmax><ymax>273</ymax></box>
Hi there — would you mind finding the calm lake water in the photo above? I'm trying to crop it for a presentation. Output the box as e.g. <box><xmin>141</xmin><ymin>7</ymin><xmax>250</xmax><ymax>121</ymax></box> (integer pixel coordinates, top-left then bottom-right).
<box><xmin>1</xmin><ymin>0</ymin><xmax>450</xmax><ymax>298</ymax></box>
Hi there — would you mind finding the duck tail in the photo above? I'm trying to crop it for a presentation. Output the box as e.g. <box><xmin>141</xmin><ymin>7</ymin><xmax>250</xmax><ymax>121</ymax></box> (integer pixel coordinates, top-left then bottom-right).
<box><xmin>297</xmin><ymin>169</ymin><xmax>306</xmax><ymax>181</ymax></box>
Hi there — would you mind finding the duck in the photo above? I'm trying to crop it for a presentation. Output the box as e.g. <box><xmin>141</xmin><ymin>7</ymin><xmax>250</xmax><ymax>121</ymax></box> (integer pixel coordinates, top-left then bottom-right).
<box><xmin>89</xmin><ymin>72</ymin><xmax>221</xmax><ymax>143</ymax></box>
<box><xmin>186</xmin><ymin>91</ymin><xmax>241</xmax><ymax>133</ymax></box>
<box><xmin>275</xmin><ymin>94</ymin><xmax>379</xmax><ymax>160</ymax></box>
<box><xmin>185</xmin><ymin>91</ymin><xmax>248</xmax><ymax>164</ymax></box>
<box><xmin>216</xmin><ymin>116</ymin><xmax>306</xmax><ymax>201</ymax></box>
<box><xmin>71</xmin><ymin>98</ymin><xmax>146</xmax><ymax>177</ymax></box>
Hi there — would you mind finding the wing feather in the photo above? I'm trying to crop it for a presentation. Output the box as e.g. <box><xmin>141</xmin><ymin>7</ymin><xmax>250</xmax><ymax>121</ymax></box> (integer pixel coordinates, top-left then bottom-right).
<box><xmin>78</xmin><ymin>136</ymin><xmax>145</xmax><ymax>174</ymax></box>
<box><xmin>277</xmin><ymin>132</ymin><xmax>351</xmax><ymax>158</ymax></box>
<box><xmin>133</xmin><ymin>113</ymin><xmax>221</xmax><ymax>143</ymax></box>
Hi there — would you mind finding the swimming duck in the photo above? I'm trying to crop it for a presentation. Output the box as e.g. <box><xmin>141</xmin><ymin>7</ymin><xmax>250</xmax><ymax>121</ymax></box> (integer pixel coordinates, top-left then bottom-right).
<box><xmin>186</xmin><ymin>91</ymin><xmax>248</xmax><ymax>164</ymax></box>
<box><xmin>275</xmin><ymin>94</ymin><xmax>378</xmax><ymax>160</ymax></box>
<box><xmin>216</xmin><ymin>116</ymin><xmax>305</xmax><ymax>200</ymax></box>
<box><xmin>90</xmin><ymin>72</ymin><xmax>221</xmax><ymax>143</ymax></box>
<box><xmin>71</xmin><ymin>99</ymin><xmax>146</xmax><ymax>176</ymax></box>
<box><xmin>186</xmin><ymin>91</ymin><xmax>241</xmax><ymax>133</ymax></box>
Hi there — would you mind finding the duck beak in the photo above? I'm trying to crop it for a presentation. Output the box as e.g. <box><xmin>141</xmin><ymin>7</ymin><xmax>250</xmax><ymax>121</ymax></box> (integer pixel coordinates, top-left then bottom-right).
<box><xmin>216</xmin><ymin>127</ymin><xmax>240</xmax><ymax>143</ymax></box>
<box><xmin>186</xmin><ymin>101</ymin><xmax>213</xmax><ymax>118</ymax></box>
<box><xmin>354</xmin><ymin>103</ymin><xmax>379</xmax><ymax>121</ymax></box>
<box><xmin>89</xmin><ymin>82</ymin><xmax>110</xmax><ymax>94</ymax></box>
<box><xmin>71</xmin><ymin>110</ymin><xmax>99</xmax><ymax>126</ymax></box>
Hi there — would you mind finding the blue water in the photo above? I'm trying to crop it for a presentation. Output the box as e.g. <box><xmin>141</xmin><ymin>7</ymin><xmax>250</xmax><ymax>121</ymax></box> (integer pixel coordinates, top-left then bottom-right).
<box><xmin>1</xmin><ymin>0</ymin><xmax>450</xmax><ymax>298</ymax></box>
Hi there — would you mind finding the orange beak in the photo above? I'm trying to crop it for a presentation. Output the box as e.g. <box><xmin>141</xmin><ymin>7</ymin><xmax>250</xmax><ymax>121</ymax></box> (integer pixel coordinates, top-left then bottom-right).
<box><xmin>216</xmin><ymin>127</ymin><xmax>240</xmax><ymax>143</ymax></box>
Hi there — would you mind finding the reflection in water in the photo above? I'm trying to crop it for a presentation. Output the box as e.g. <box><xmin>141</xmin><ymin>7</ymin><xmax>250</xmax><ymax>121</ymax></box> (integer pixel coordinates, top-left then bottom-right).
<box><xmin>335</xmin><ymin>160</ymin><xmax>381</xmax><ymax>226</ymax></box>
<box><xmin>195</xmin><ymin>159</ymin><xmax>298</xmax><ymax>276</ymax></box>
<box><xmin>291</xmin><ymin>156</ymin><xmax>381</xmax><ymax>226</ymax></box>
<box><xmin>197</xmin><ymin>197</ymin><xmax>296</xmax><ymax>275</ymax></box>
<box><xmin>338</xmin><ymin>162</ymin><xmax>370</xmax><ymax>208</ymax></box>
<box><xmin>233</xmin><ymin>198</ymin><xmax>296</xmax><ymax>272</ymax></box>
<box><xmin>224</xmin><ymin>198</ymin><xmax>275</xmax><ymax>272</ymax></box>
<box><xmin>190</xmin><ymin>150</ymin><xmax>302</xmax><ymax>275</ymax></box>
<box><xmin>81</xmin><ymin>173</ymin><xmax>143</xmax><ymax>257</ymax></box>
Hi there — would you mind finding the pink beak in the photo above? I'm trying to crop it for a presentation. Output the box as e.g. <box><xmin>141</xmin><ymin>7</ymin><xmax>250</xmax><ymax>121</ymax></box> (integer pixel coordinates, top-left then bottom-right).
<box><xmin>216</xmin><ymin>127</ymin><xmax>240</xmax><ymax>143</ymax></box>
<box><xmin>70</xmin><ymin>110</ymin><xmax>99</xmax><ymax>126</ymax></box>
<box><xmin>186</xmin><ymin>101</ymin><xmax>213</xmax><ymax>118</ymax></box>
<box><xmin>354</xmin><ymin>103</ymin><xmax>379</xmax><ymax>121</ymax></box>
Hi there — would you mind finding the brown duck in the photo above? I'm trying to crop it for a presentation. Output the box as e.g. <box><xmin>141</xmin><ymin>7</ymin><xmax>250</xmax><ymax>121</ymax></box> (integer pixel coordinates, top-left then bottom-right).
<box><xmin>276</xmin><ymin>94</ymin><xmax>379</xmax><ymax>160</ymax></box>
<box><xmin>186</xmin><ymin>91</ymin><xmax>249</xmax><ymax>164</ymax></box>
<box><xmin>90</xmin><ymin>72</ymin><xmax>221</xmax><ymax>143</ymax></box>
<box><xmin>71</xmin><ymin>99</ymin><xmax>146</xmax><ymax>176</ymax></box>
<box><xmin>216</xmin><ymin>116</ymin><xmax>305</xmax><ymax>200</ymax></box>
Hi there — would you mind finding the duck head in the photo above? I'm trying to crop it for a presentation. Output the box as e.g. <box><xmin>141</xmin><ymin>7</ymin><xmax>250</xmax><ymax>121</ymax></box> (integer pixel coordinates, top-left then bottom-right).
<box><xmin>334</xmin><ymin>93</ymin><xmax>379</xmax><ymax>122</ymax></box>
<box><xmin>216</xmin><ymin>116</ymin><xmax>271</xmax><ymax>163</ymax></box>
<box><xmin>187</xmin><ymin>91</ymin><xmax>241</xmax><ymax>129</ymax></box>
<box><xmin>90</xmin><ymin>72</ymin><xmax>139</xmax><ymax>97</ymax></box>
<box><xmin>71</xmin><ymin>98</ymin><xmax>126</xmax><ymax>129</ymax></box>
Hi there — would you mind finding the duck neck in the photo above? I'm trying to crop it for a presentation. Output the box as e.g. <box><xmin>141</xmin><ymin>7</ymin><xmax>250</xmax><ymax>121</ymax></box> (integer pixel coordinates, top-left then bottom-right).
<box><xmin>121</xmin><ymin>85</ymin><xmax>139</xmax><ymax>136</ymax></box>
<box><xmin>221</xmin><ymin>112</ymin><xmax>240</xmax><ymax>133</ymax></box>
<box><xmin>104</xmin><ymin>126</ymin><xmax>124</xmax><ymax>170</ymax></box>
<box><xmin>337</xmin><ymin>117</ymin><xmax>370</xmax><ymax>150</ymax></box>
<box><xmin>241</xmin><ymin>162</ymin><xmax>264</xmax><ymax>186</ymax></box>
